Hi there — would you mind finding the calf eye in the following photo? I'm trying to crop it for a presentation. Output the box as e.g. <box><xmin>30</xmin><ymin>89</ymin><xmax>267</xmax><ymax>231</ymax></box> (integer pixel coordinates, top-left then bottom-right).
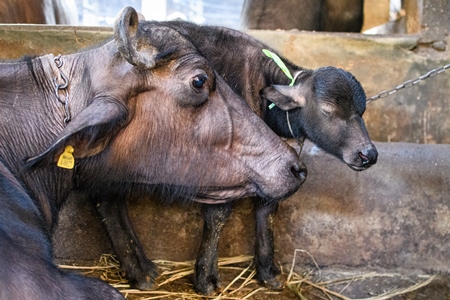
<box><xmin>321</xmin><ymin>109</ymin><xmax>332</xmax><ymax>116</ymax></box>
<box><xmin>192</xmin><ymin>74</ymin><xmax>207</xmax><ymax>89</ymax></box>
<box><xmin>319</xmin><ymin>102</ymin><xmax>336</xmax><ymax>116</ymax></box>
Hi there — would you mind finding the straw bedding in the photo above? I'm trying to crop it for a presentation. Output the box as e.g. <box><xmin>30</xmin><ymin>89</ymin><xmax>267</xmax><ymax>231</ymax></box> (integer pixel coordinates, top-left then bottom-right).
<box><xmin>59</xmin><ymin>250</ymin><xmax>435</xmax><ymax>300</ymax></box>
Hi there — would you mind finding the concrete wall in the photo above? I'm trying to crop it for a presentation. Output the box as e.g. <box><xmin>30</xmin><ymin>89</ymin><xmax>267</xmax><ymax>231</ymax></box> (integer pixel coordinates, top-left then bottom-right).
<box><xmin>1</xmin><ymin>25</ymin><xmax>449</xmax><ymax>274</ymax></box>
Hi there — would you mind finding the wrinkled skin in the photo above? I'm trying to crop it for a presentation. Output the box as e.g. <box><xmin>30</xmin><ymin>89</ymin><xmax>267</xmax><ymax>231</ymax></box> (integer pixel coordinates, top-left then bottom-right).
<box><xmin>96</xmin><ymin>19</ymin><xmax>378</xmax><ymax>296</ymax></box>
<box><xmin>241</xmin><ymin>0</ymin><xmax>364</xmax><ymax>32</ymax></box>
<box><xmin>0</xmin><ymin>7</ymin><xmax>304</xmax><ymax>298</ymax></box>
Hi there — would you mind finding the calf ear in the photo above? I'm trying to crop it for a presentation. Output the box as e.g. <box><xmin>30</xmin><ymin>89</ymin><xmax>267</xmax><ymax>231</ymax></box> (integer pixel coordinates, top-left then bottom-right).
<box><xmin>114</xmin><ymin>6</ymin><xmax>157</xmax><ymax>69</ymax></box>
<box><xmin>261</xmin><ymin>84</ymin><xmax>306</xmax><ymax>110</ymax></box>
<box><xmin>26</xmin><ymin>99</ymin><xmax>128</xmax><ymax>168</ymax></box>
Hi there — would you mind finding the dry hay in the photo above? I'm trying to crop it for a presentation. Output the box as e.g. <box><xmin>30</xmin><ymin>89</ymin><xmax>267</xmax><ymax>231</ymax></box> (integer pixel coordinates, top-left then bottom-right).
<box><xmin>285</xmin><ymin>249</ymin><xmax>436</xmax><ymax>300</ymax></box>
<box><xmin>59</xmin><ymin>250</ymin><xmax>435</xmax><ymax>299</ymax></box>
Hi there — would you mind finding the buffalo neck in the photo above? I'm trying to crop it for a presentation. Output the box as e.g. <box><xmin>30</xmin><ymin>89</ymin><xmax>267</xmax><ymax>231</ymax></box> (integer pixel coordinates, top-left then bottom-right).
<box><xmin>0</xmin><ymin>41</ymin><xmax>126</xmax><ymax>228</ymax></box>
<box><xmin>264</xmin><ymin>105</ymin><xmax>304</xmax><ymax>140</ymax></box>
<box><xmin>0</xmin><ymin>56</ymin><xmax>75</xmax><ymax>227</ymax></box>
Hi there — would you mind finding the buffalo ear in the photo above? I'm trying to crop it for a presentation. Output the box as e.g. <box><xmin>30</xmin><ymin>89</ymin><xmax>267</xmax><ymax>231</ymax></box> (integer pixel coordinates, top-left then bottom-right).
<box><xmin>26</xmin><ymin>98</ymin><xmax>128</xmax><ymax>168</ymax></box>
<box><xmin>261</xmin><ymin>84</ymin><xmax>307</xmax><ymax>110</ymax></box>
<box><xmin>114</xmin><ymin>6</ymin><xmax>156</xmax><ymax>69</ymax></box>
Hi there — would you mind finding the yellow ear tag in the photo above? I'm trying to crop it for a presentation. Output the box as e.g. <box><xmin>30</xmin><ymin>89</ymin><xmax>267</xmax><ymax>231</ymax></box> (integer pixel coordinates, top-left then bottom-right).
<box><xmin>57</xmin><ymin>145</ymin><xmax>75</xmax><ymax>169</ymax></box>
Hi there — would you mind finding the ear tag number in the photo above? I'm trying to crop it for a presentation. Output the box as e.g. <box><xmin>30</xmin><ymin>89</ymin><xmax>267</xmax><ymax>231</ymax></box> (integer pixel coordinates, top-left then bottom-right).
<box><xmin>57</xmin><ymin>145</ymin><xmax>75</xmax><ymax>169</ymax></box>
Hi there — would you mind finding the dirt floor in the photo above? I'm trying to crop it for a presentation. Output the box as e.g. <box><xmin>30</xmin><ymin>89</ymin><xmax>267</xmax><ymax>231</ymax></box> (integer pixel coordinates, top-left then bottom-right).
<box><xmin>59</xmin><ymin>254</ymin><xmax>450</xmax><ymax>300</ymax></box>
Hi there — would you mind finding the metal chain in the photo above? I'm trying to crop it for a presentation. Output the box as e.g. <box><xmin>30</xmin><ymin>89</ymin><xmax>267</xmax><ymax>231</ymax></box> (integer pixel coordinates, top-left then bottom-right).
<box><xmin>367</xmin><ymin>62</ymin><xmax>450</xmax><ymax>104</ymax></box>
<box><xmin>53</xmin><ymin>54</ymin><xmax>71</xmax><ymax>125</ymax></box>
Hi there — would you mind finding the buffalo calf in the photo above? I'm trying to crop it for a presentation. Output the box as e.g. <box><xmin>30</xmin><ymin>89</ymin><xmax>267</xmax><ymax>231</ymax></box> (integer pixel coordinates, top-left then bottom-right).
<box><xmin>169</xmin><ymin>22</ymin><xmax>377</xmax><ymax>294</ymax></box>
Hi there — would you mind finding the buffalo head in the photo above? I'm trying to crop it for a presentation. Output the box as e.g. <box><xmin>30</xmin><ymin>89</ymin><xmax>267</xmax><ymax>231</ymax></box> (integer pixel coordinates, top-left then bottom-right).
<box><xmin>26</xmin><ymin>7</ymin><xmax>305</xmax><ymax>203</ymax></box>
<box><xmin>263</xmin><ymin>66</ymin><xmax>378</xmax><ymax>171</ymax></box>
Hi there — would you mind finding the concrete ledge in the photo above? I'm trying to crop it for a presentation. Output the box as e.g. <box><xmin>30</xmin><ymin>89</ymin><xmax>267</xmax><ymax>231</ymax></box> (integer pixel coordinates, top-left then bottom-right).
<box><xmin>277</xmin><ymin>141</ymin><xmax>450</xmax><ymax>273</ymax></box>
<box><xmin>54</xmin><ymin>141</ymin><xmax>450</xmax><ymax>276</ymax></box>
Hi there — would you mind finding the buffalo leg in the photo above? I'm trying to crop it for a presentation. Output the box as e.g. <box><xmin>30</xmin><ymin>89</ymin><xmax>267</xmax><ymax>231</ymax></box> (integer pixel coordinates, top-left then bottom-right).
<box><xmin>194</xmin><ymin>202</ymin><xmax>232</xmax><ymax>295</ymax></box>
<box><xmin>91</xmin><ymin>192</ymin><xmax>158</xmax><ymax>290</ymax></box>
<box><xmin>253</xmin><ymin>199</ymin><xmax>283</xmax><ymax>289</ymax></box>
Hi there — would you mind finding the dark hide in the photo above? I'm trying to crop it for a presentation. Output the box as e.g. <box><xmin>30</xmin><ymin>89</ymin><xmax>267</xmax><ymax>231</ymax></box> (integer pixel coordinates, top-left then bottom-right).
<box><xmin>0</xmin><ymin>6</ymin><xmax>304</xmax><ymax>298</ymax></box>
<box><xmin>0</xmin><ymin>161</ymin><xmax>124</xmax><ymax>299</ymax></box>
<box><xmin>167</xmin><ymin>22</ymin><xmax>378</xmax><ymax>170</ymax></box>
<box><xmin>169</xmin><ymin>22</ymin><xmax>378</xmax><ymax>294</ymax></box>
<box><xmin>171</xmin><ymin>22</ymin><xmax>377</xmax><ymax>294</ymax></box>
<box><xmin>0</xmin><ymin>0</ymin><xmax>77</xmax><ymax>24</ymax></box>
<box><xmin>241</xmin><ymin>0</ymin><xmax>364</xmax><ymax>32</ymax></box>
<box><xmin>94</xmin><ymin>20</ymin><xmax>378</xmax><ymax>295</ymax></box>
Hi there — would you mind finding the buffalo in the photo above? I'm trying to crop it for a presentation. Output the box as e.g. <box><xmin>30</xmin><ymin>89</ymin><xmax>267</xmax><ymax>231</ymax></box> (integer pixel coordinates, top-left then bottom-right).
<box><xmin>93</xmin><ymin>19</ymin><xmax>378</xmax><ymax>295</ymax></box>
<box><xmin>0</xmin><ymin>6</ymin><xmax>305</xmax><ymax>299</ymax></box>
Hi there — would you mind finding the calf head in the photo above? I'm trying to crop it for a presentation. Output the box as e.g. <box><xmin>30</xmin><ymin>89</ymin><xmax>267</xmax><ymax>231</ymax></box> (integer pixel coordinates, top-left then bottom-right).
<box><xmin>263</xmin><ymin>66</ymin><xmax>377</xmax><ymax>171</ymax></box>
<box><xmin>27</xmin><ymin>7</ymin><xmax>304</xmax><ymax>202</ymax></box>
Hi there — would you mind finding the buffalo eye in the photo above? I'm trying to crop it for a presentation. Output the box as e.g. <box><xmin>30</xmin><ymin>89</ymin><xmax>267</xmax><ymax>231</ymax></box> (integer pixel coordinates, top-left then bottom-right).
<box><xmin>192</xmin><ymin>74</ymin><xmax>207</xmax><ymax>89</ymax></box>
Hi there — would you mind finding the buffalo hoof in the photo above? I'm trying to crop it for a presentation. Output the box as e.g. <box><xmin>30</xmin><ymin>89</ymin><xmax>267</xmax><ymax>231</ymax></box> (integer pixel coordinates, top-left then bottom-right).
<box><xmin>256</xmin><ymin>263</ymin><xmax>284</xmax><ymax>290</ymax></box>
<box><xmin>194</xmin><ymin>275</ymin><xmax>222</xmax><ymax>295</ymax></box>
<box><xmin>125</xmin><ymin>260</ymin><xmax>159</xmax><ymax>291</ymax></box>
<box><xmin>259</xmin><ymin>276</ymin><xmax>285</xmax><ymax>290</ymax></box>
<box><xmin>133</xmin><ymin>276</ymin><xmax>159</xmax><ymax>291</ymax></box>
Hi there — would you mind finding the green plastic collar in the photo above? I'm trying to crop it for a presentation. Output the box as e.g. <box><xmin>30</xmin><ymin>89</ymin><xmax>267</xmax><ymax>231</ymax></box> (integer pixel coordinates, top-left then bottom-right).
<box><xmin>262</xmin><ymin>49</ymin><xmax>295</xmax><ymax>86</ymax></box>
<box><xmin>262</xmin><ymin>49</ymin><xmax>295</xmax><ymax>109</ymax></box>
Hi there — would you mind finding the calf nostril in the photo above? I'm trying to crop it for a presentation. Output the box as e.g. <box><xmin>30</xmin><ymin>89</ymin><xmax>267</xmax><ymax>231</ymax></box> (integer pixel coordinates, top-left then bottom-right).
<box><xmin>291</xmin><ymin>164</ymin><xmax>307</xmax><ymax>181</ymax></box>
<box><xmin>359</xmin><ymin>147</ymin><xmax>378</xmax><ymax>166</ymax></box>
<box><xmin>359</xmin><ymin>152</ymin><xmax>370</xmax><ymax>165</ymax></box>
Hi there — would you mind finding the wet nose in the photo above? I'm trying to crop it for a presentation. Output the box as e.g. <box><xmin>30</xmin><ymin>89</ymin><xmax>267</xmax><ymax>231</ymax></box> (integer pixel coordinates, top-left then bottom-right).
<box><xmin>291</xmin><ymin>161</ymin><xmax>307</xmax><ymax>183</ymax></box>
<box><xmin>358</xmin><ymin>146</ymin><xmax>378</xmax><ymax>166</ymax></box>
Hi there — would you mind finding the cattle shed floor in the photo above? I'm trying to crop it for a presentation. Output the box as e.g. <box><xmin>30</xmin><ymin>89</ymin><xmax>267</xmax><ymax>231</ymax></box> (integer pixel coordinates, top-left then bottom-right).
<box><xmin>58</xmin><ymin>254</ymin><xmax>450</xmax><ymax>299</ymax></box>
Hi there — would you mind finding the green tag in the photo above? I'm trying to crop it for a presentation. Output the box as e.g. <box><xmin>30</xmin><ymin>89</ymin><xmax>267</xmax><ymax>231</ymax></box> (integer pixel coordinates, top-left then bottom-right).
<box><xmin>262</xmin><ymin>49</ymin><xmax>295</xmax><ymax>86</ymax></box>
<box><xmin>262</xmin><ymin>49</ymin><xmax>296</xmax><ymax>109</ymax></box>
